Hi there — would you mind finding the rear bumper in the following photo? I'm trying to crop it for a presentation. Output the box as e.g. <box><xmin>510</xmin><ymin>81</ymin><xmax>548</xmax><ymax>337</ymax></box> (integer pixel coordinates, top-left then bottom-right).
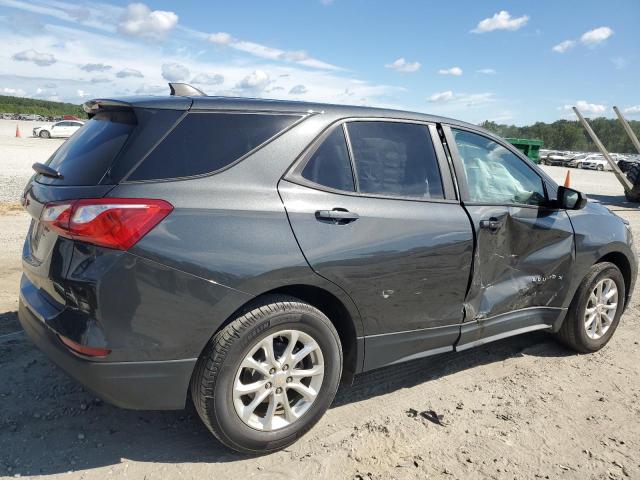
<box><xmin>18</xmin><ymin>297</ymin><xmax>196</xmax><ymax>410</ymax></box>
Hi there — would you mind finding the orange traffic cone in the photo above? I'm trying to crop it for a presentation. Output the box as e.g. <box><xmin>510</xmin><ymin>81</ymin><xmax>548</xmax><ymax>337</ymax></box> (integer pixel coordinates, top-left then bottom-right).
<box><xmin>15</xmin><ymin>124</ymin><xmax>21</xmax><ymax>138</ymax></box>
<box><xmin>564</xmin><ymin>170</ymin><xmax>571</xmax><ymax>187</ymax></box>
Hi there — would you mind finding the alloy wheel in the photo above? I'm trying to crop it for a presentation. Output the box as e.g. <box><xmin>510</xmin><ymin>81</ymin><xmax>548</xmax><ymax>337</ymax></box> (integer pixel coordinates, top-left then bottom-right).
<box><xmin>232</xmin><ymin>329</ymin><xmax>325</xmax><ymax>431</ymax></box>
<box><xmin>584</xmin><ymin>278</ymin><xmax>618</xmax><ymax>340</ymax></box>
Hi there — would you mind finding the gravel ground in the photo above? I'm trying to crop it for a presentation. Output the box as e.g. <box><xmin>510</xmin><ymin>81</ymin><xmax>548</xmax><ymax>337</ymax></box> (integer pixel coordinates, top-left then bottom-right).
<box><xmin>0</xmin><ymin>119</ymin><xmax>63</xmax><ymax>204</ymax></box>
<box><xmin>1</xmin><ymin>127</ymin><xmax>639</xmax><ymax>480</ymax></box>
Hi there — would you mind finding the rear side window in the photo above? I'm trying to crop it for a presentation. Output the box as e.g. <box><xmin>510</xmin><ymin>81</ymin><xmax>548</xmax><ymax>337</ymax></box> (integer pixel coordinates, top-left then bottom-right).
<box><xmin>129</xmin><ymin>113</ymin><xmax>300</xmax><ymax>181</ymax></box>
<box><xmin>347</xmin><ymin>121</ymin><xmax>444</xmax><ymax>199</ymax></box>
<box><xmin>301</xmin><ymin>127</ymin><xmax>355</xmax><ymax>191</ymax></box>
<box><xmin>38</xmin><ymin>111</ymin><xmax>135</xmax><ymax>186</ymax></box>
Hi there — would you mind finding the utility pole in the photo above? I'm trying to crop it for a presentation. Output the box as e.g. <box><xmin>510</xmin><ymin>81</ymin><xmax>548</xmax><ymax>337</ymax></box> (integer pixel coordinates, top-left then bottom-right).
<box><xmin>572</xmin><ymin>106</ymin><xmax>633</xmax><ymax>192</ymax></box>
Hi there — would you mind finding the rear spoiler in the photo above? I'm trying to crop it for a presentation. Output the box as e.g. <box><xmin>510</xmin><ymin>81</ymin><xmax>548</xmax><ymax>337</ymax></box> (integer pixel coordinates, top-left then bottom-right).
<box><xmin>83</xmin><ymin>84</ymin><xmax>205</xmax><ymax>118</ymax></box>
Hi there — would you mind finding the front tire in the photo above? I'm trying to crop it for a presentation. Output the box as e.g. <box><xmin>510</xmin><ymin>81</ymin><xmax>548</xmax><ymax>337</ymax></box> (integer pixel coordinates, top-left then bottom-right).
<box><xmin>39</xmin><ymin>130</ymin><xmax>50</xmax><ymax>138</ymax></box>
<box><xmin>191</xmin><ymin>295</ymin><xmax>342</xmax><ymax>454</ymax></box>
<box><xmin>597</xmin><ymin>165</ymin><xmax>604</xmax><ymax>171</ymax></box>
<box><xmin>555</xmin><ymin>262</ymin><xmax>625</xmax><ymax>353</ymax></box>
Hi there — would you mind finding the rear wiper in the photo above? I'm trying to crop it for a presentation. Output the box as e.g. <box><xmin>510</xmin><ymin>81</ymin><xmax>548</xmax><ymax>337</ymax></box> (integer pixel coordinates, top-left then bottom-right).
<box><xmin>32</xmin><ymin>162</ymin><xmax>63</xmax><ymax>179</ymax></box>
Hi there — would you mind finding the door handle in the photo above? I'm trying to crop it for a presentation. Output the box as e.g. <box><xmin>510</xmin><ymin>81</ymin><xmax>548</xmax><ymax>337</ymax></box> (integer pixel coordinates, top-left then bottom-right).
<box><xmin>479</xmin><ymin>218</ymin><xmax>503</xmax><ymax>231</ymax></box>
<box><xmin>315</xmin><ymin>209</ymin><xmax>359</xmax><ymax>223</ymax></box>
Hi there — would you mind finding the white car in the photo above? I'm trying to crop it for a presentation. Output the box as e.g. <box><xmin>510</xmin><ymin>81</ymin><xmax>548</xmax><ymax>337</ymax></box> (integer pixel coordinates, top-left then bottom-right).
<box><xmin>33</xmin><ymin>120</ymin><xmax>84</xmax><ymax>139</ymax></box>
<box><xmin>576</xmin><ymin>155</ymin><xmax>609</xmax><ymax>171</ymax></box>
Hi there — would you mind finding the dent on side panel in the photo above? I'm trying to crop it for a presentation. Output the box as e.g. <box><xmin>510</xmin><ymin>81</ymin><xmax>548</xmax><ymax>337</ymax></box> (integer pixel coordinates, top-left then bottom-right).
<box><xmin>464</xmin><ymin>206</ymin><xmax>575</xmax><ymax>321</ymax></box>
<box><xmin>63</xmin><ymin>243</ymin><xmax>251</xmax><ymax>361</ymax></box>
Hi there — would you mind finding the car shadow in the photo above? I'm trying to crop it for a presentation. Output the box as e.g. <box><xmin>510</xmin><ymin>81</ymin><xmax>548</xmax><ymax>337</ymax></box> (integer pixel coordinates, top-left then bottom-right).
<box><xmin>1</xmin><ymin>327</ymin><xmax>572</xmax><ymax>476</ymax></box>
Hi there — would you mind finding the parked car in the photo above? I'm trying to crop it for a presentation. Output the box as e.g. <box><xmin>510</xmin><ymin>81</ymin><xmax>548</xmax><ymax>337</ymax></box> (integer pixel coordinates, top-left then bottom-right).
<box><xmin>19</xmin><ymin>84</ymin><xmax>637</xmax><ymax>454</ymax></box>
<box><xmin>541</xmin><ymin>153</ymin><xmax>575</xmax><ymax>166</ymax></box>
<box><xmin>33</xmin><ymin>120</ymin><xmax>84</xmax><ymax>138</ymax></box>
<box><xmin>576</xmin><ymin>154</ymin><xmax>608</xmax><ymax>171</ymax></box>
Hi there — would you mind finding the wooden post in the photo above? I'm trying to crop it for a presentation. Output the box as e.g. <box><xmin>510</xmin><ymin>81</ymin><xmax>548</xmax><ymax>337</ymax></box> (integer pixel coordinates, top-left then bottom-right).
<box><xmin>572</xmin><ymin>106</ymin><xmax>633</xmax><ymax>192</ymax></box>
<box><xmin>613</xmin><ymin>106</ymin><xmax>640</xmax><ymax>154</ymax></box>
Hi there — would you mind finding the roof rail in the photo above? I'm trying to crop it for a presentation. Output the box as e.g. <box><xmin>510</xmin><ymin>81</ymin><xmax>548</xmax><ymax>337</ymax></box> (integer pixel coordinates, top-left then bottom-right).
<box><xmin>168</xmin><ymin>83</ymin><xmax>207</xmax><ymax>97</ymax></box>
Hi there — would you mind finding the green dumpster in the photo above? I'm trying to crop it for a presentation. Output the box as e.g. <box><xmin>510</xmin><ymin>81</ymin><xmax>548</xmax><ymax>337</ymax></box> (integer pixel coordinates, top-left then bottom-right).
<box><xmin>506</xmin><ymin>137</ymin><xmax>544</xmax><ymax>163</ymax></box>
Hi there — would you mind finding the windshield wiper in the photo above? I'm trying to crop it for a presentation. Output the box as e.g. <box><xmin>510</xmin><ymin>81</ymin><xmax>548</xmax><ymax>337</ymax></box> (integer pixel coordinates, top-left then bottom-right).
<box><xmin>32</xmin><ymin>162</ymin><xmax>63</xmax><ymax>179</ymax></box>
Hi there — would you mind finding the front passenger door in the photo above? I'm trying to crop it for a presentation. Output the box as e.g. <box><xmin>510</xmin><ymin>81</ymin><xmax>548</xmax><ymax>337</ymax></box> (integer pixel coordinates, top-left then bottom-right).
<box><xmin>445</xmin><ymin>126</ymin><xmax>575</xmax><ymax>330</ymax></box>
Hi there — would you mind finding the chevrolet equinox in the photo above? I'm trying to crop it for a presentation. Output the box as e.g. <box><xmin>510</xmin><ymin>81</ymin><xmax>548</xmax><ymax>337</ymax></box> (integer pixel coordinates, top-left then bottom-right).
<box><xmin>19</xmin><ymin>83</ymin><xmax>637</xmax><ymax>454</ymax></box>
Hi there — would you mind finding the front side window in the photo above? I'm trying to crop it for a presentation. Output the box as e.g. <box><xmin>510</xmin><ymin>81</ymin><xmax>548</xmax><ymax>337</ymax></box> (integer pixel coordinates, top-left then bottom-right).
<box><xmin>452</xmin><ymin>129</ymin><xmax>546</xmax><ymax>206</ymax></box>
<box><xmin>301</xmin><ymin>127</ymin><xmax>355</xmax><ymax>192</ymax></box>
<box><xmin>129</xmin><ymin>112</ymin><xmax>300</xmax><ymax>181</ymax></box>
<box><xmin>346</xmin><ymin>121</ymin><xmax>444</xmax><ymax>199</ymax></box>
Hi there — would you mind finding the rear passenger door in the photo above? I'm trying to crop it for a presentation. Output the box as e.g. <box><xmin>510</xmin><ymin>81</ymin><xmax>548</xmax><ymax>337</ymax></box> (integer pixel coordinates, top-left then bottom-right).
<box><xmin>279</xmin><ymin>120</ymin><xmax>474</xmax><ymax>369</ymax></box>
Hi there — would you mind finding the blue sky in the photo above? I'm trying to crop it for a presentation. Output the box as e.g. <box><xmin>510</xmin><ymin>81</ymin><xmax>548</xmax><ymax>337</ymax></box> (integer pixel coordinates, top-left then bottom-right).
<box><xmin>0</xmin><ymin>0</ymin><xmax>637</xmax><ymax>125</ymax></box>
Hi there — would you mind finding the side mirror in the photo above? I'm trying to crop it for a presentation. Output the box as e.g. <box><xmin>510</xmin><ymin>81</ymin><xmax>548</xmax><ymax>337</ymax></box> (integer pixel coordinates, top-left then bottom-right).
<box><xmin>557</xmin><ymin>186</ymin><xmax>587</xmax><ymax>210</ymax></box>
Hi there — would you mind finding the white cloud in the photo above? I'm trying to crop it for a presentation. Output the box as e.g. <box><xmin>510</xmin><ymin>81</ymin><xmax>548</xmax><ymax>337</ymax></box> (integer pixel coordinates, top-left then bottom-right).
<box><xmin>2</xmin><ymin>86</ymin><xmax>26</xmax><ymax>96</ymax></box>
<box><xmin>427</xmin><ymin>90</ymin><xmax>494</xmax><ymax>107</ymax></box>
<box><xmin>289</xmin><ymin>84</ymin><xmax>308</xmax><ymax>95</ymax></box>
<box><xmin>161</xmin><ymin>62</ymin><xmax>190</xmax><ymax>82</ymax></box>
<box><xmin>471</xmin><ymin>11</ymin><xmax>529</xmax><ymax>33</ymax></box>
<box><xmin>611</xmin><ymin>56</ymin><xmax>629</xmax><ymax>70</ymax></box>
<box><xmin>552</xmin><ymin>40</ymin><xmax>576</xmax><ymax>53</ymax></box>
<box><xmin>580</xmin><ymin>26</ymin><xmax>613</xmax><ymax>46</ymax></box>
<box><xmin>438</xmin><ymin>67</ymin><xmax>463</xmax><ymax>76</ymax></box>
<box><xmin>476</xmin><ymin>68</ymin><xmax>496</xmax><ymax>74</ymax></box>
<box><xmin>191</xmin><ymin>73</ymin><xmax>224</xmax><ymax>85</ymax></box>
<box><xmin>12</xmin><ymin>49</ymin><xmax>56</xmax><ymax>66</ymax></box>
<box><xmin>237</xmin><ymin>69</ymin><xmax>271</xmax><ymax>91</ymax></box>
<box><xmin>564</xmin><ymin>100</ymin><xmax>606</xmax><ymax>114</ymax></box>
<box><xmin>385</xmin><ymin>58</ymin><xmax>421</xmax><ymax>73</ymax></box>
<box><xmin>81</xmin><ymin>63</ymin><xmax>112</xmax><ymax>72</ymax></box>
<box><xmin>204</xmin><ymin>30</ymin><xmax>339</xmax><ymax>70</ymax></box>
<box><xmin>428</xmin><ymin>90</ymin><xmax>454</xmax><ymax>103</ymax></box>
<box><xmin>90</xmin><ymin>76</ymin><xmax>111</xmax><ymax>84</ymax></box>
<box><xmin>77</xmin><ymin>89</ymin><xmax>90</xmax><ymax>98</ymax></box>
<box><xmin>117</xmin><ymin>2</ymin><xmax>178</xmax><ymax>40</ymax></box>
<box><xmin>0</xmin><ymin>18</ymin><xmax>400</xmax><ymax>109</ymax></box>
<box><xmin>623</xmin><ymin>105</ymin><xmax>640</xmax><ymax>115</ymax></box>
<box><xmin>116</xmin><ymin>68</ymin><xmax>144</xmax><ymax>78</ymax></box>
<box><xmin>135</xmin><ymin>83</ymin><xmax>167</xmax><ymax>95</ymax></box>
<box><xmin>278</xmin><ymin>50</ymin><xmax>309</xmax><ymax>62</ymax></box>
<box><xmin>208</xmin><ymin>32</ymin><xmax>232</xmax><ymax>45</ymax></box>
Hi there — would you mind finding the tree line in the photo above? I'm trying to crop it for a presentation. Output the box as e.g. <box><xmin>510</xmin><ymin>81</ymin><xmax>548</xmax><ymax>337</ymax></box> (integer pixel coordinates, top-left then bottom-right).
<box><xmin>0</xmin><ymin>95</ymin><xmax>86</xmax><ymax>118</ymax></box>
<box><xmin>481</xmin><ymin>118</ymin><xmax>640</xmax><ymax>154</ymax></box>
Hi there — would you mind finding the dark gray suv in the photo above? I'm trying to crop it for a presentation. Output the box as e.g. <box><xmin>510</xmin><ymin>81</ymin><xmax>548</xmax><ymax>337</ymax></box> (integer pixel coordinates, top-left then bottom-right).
<box><xmin>19</xmin><ymin>83</ymin><xmax>637</xmax><ymax>454</ymax></box>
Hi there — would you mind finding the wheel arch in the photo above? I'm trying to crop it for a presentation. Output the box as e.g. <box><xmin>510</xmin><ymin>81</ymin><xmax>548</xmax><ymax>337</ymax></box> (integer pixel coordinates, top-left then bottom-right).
<box><xmin>193</xmin><ymin>283</ymin><xmax>363</xmax><ymax>387</ymax></box>
<box><xmin>596</xmin><ymin>251</ymin><xmax>633</xmax><ymax>307</ymax></box>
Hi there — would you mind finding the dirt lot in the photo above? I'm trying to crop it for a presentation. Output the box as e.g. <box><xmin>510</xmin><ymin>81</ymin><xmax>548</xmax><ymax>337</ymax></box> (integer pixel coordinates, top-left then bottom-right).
<box><xmin>1</xmin><ymin>130</ymin><xmax>639</xmax><ymax>479</ymax></box>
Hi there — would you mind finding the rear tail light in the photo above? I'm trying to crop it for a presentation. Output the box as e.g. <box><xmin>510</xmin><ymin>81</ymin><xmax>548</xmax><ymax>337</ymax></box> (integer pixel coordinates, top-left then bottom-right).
<box><xmin>59</xmin><ymin>335</ymin><xmax>111</xmax><ymax>357</ymax></box>
<box><xmin>40</xmin><ymin>198</ymin><xmax>173</xmax><ymax>250</ymax></box>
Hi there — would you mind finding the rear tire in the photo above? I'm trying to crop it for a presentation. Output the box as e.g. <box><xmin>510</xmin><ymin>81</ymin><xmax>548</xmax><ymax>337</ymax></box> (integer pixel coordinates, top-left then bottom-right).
<box><xmin>39</xmin><ymin>130</ymin><xmax>50</xmax><ymax>138</ymax></box>
<box><xmin>624</xmin><ymin>163</ymin><xmax>640</xmax><ymax>202</ymax></box>
<box><xmin>190</xmin><ymin>295</ymin><xmax>342</xmax><ymax>454</ymax></box>
<box><xmin>555</xmin><ymin>262</ymin><xmax>625</xmax><ymax>353</ymax></box>
<box><xmin>597</xmin><ymin>165</ymin><xmax>604</xmax><ymax>171</ymax></box>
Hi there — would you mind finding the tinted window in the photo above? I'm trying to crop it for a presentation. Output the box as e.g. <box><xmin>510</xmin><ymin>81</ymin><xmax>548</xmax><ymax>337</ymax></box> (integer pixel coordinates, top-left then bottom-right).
<box><xmin>452</xmin><ymin>129</ymin><xmax>546</xmax><ymax>206</ymax></box>
<box><xmin>39</xmin><ymin>111</ymin><xmax>136</xmax><ymax>186</ymax></box>
<box><xmin>347</xmin><ymin>121</ymin><xmax>444</xmax><ymax>199</ymax></box>
<box><xmin>129</xmin><ymin>113</ymin><xmax>300</xmax><ymax>181</ymax></box>
<box><xmin>301</xmin><ymin>127</ymin><xmax>354</xmax><ymax>191</ymax></box>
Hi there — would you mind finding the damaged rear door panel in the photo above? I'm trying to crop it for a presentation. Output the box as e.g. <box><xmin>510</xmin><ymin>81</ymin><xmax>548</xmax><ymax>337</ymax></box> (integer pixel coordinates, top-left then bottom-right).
<box><xmin>441</xmin><ymin>125</ymin><xmax>575</xmax><ymax>348</ymax></box>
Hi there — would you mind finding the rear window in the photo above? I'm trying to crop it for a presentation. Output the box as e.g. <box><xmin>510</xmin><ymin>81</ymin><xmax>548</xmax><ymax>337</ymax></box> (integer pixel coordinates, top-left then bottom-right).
<box><xmin>38</xmin><ymin>111</ymin><xmax>135</xmax><ymax>186</ymax></box>
<box><xmin>128</xmin><ymin>112</ymin><xmax>300</xmax><ymax>181</ymax></box>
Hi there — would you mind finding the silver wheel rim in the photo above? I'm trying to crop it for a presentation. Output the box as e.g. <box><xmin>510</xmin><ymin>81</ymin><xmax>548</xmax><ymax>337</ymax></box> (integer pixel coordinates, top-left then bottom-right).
<box><xmin>584</xmin><ymin>278</ymin><xmax>618</xmax><ymax>340</ymax></box>
<box><xmin>233</xmin><ymin>329</ymin><xmax>324</xmax><ymax>432</ymax></box>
